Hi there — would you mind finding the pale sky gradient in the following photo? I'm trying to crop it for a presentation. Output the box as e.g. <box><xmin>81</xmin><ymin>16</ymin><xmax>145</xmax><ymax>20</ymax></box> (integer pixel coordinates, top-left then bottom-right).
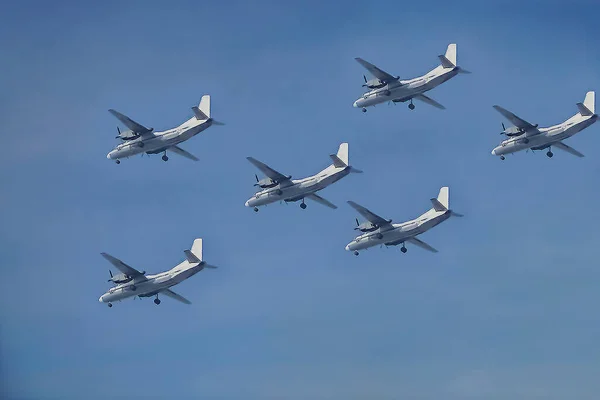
<box><xmin>1</xmin><ymin>1</ymin><xmax>600</xmax><ymax>399</ymax></box>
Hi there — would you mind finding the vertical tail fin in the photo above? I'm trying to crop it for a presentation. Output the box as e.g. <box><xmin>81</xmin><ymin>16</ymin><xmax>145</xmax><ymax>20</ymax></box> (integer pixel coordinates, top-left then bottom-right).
<box><xmin>437</xmin><ymin>187</ymin><xmax>449</xmax><ymax>209</ymax></box>
<box><xmin>438</xmin><ymin>44</ymin><xmax>457</xmax><ymax>68</ymax></box>
<box><xmin>190</xmin><ymin>238</ymin><xmax>203</xmax><ymax>261</ymax></box>
<box><xmin>445</xmin><ymin>44</ymin><xmax>457</xmax><ymax>65</ymax></box>
<box><xmin>336</xmin><ymin>142</ymin><xmax>348</xmax><ymax>165</ymax></box>
<box><xmin>583</xmin><ymin>91</ymin><xmax>595</xmax><ymax>114</ymax></box>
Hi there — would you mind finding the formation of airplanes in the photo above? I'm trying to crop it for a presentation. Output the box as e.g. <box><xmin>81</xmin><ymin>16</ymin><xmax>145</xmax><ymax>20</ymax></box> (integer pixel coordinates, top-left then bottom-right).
<box><xmin>99</xmin><ymin>43</ymin><xmax>598</xmax><ymax>307</ymax></box>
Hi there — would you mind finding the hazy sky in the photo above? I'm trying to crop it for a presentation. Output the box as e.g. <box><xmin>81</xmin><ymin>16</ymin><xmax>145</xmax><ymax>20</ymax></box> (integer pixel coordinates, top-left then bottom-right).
<box><xmin>1</xmin><ymin>1</ymin><xmax>600</xmax><ymax>399</ymax></box>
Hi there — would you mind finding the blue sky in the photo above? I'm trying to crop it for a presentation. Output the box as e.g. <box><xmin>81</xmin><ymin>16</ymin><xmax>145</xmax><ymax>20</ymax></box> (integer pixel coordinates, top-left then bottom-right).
<box><xmin>1</xmin><ymin>1</ymin><xmax>600</xmax><ymax>399</ymax></box>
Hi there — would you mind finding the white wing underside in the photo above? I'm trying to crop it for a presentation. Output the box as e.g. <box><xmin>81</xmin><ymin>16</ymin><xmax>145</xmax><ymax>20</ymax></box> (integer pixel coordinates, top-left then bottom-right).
<box><xmin>161</xmin><ymin>288</ymin><xmax>191</xmax><ymax>304</ymax></box>
<box><xmin>553</xmin><ymin>141</ymin><xmax>584</xmax><ymax>157</ymax></box>
<box><xmin>169</xmin><ymin>145</ymin><xmax>199</xmax><ymax>161</ymax></box>
<box><xmin>306</xmin><ymin>193</ymin><xmax>337</xmax><ymax>209</ymax></box>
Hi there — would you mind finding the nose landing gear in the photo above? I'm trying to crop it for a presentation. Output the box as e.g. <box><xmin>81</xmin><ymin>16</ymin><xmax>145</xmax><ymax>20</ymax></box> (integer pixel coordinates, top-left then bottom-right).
<box><xmin>354</xmin><ymin>251</ymin><xmax>359</xmax><ymax>256</ymax></box>
<box><xmin>362</xmin><ymin>107</ymin><xmax>367</xmax><ymax>113</ymax></box>
<box><xmin>500</xmin><ymin>156</ymin><xmax>505</xmax><ymax>160</ymax></box>
<box><xmin>253</xmin><ymin>207</ymin><xmax>259</xmax><ymax>212</ymax></box>
<box><xmin>108</xmin><ymin>303</ymin><xmax>113</xmax><ymax>308</ymax></box>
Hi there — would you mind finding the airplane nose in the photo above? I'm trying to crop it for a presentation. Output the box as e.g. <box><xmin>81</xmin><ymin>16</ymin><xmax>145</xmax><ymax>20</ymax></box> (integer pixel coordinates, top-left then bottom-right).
<box><xmin>353</xmin><ymin>100</ymin><xmax>358</xmax><ymax>108</ymax></box>
<box><xmin>491</xmin><ymin>148</ymin><xmax>496</xmax><ymax>155</ymax></box>
<box><xmin>244</xmin><ymin>199</ymin><xmax>250</xmax><ymax>207</ymax></box>
<box><xmin>99</xmin><ymin>295</ymin><xmax>104</xmax><ymax>303</ymax></box>
<box><xmin>106</xmin><ymin>153</ymin><xmax>112</xmax><ymax>159</ymax></box>
<box><xmin>345</xmin><ymin>244</ymin><xmax>350</xmax><ymax>251</ymax></box>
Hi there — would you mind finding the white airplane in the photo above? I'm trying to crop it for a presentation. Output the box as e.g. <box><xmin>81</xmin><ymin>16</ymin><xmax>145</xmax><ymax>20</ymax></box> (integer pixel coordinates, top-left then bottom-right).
<box><xmin>491</xmin><ymin>91</ymin><xmax>597</xmax><ymax>160</ymax></box>
<box><xmin>345</xmin><ymin>187</ymin><xmax>462</xmax><ymax>256</ymax></box>
<box><xmin>98</xmin><ymin>238</ymin><xmax>217</xmax><ymax>307</ymax></box>
<box><xmin>106</xmin><ymin>95</ymin><xmax>223</xmax><ymax>163</ymax></box>
<box><xmin>353</xmin><ymin>44</ymin><xmax>469</xmax><ymax>112</ymax></box>
<box><xmin>245</xmin><ymin>143</ymin><xmax>362</xmax><ymax>212</ymax></box>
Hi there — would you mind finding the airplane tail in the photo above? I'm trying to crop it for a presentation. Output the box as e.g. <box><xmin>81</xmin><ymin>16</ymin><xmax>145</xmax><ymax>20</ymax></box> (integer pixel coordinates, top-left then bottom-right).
<box><xmin>438</xmin><ymin>43</ymin><xmax>471</xmax><ymax>74</ymax></box>
<box><xmin>186</xmin><ymin>238</ymin><xmax>202</xmax><ymax>262</ymax></box>
<box><xmin>184</xmin><ymin>238</ymin><xmax>219</xmax><ymax>269</ymax></box>
<box><xmin>328</xmin><ymin>143</ymin><xmax>362</xmax><ymax>173</ymax></box>
<box><xmin>427</xmin><ymin>186</ymin><xmax>464</xmax><ymax>218</ymax></box>
<box><xmin>577</xmin><ymin>91</ymin><xmax>595</xmax><ymax>116</ymax></box>
<box><xmin>191</xmin><ymin>95</ymin><xmax>211</xmax><ymax>121</ymax></box>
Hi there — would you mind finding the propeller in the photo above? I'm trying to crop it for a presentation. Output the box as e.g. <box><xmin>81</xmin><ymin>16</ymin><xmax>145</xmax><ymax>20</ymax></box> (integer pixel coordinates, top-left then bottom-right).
<box><xmin>115</xmin><ymin>127</ymin><xmax>121</xmax><ymax>139</ymax></box>
<box><xmin>108</xmin><ymin>270</ymin><xmax>113</xmax><ymax>281</ymax></box>
<box><xmin>354</xmin><ymin>218</ymin><xmax>360</xmax><ymax>230</ymax></box>
<box><xmin>362</xmin><ymin>75</ymin><xmax>367</xmax><ymax>87</ymax></box>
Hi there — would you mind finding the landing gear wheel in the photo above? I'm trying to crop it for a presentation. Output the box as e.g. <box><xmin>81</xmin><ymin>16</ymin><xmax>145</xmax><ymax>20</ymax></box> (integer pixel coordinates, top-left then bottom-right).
<box><xmin>401</xmin><ymin>245</ymin><xmax>407</xmax><ymax>253</ymax></box>
<box><xmin>547</xmin><ymin>150</ymin><xmax>553</xmax><ymax>158</ymax></box>
<box><xmin>408</xmin><ymin>101</ymin><xmax>415</xmax><ymax>110</ymax></box>
<box><xmin>376</xmin><ymin>233</ymin><xmax>383</xmax><ymax>239</ymax></box>
<box><xmin>162</xmin><ymin>155</ymin><xmax>169</xmax><ymax>162</ymax></box>
<box><xmin>253</xmin><ymin>207</ymin><xmax>259</xmax><ymax>212</ymax></box>
<box><xmin>154</xmin><ymin>298</ymin><xmax>161</xmax><ymax>305</ymax></box>
<box><xmin>108</xmin><ymin>303</ymin><xmax>113</xmax><ymax>308</ymax></box>
<box><xmin>300</xmin><ymin>202</ymin><xmax>307</xmax><ymax>210</ymax></box>
<box><xmin>115</xmin><ymin>160</ymin><xmax>120</xmax><ymax>164</ymax></box>
<box><xmin>500</xmin><ymin>156</ymin><xmax>505</xmax><ymax>160</ymax></box>
<box><xmin>362</xmin><ymin>107</ymin><xmax>367</xmax><ymax>113</ymax></box>
<box><xmin>354</xmin><ymin>251</ymin><xmax>359</xmax><ymax>256</ymax></box>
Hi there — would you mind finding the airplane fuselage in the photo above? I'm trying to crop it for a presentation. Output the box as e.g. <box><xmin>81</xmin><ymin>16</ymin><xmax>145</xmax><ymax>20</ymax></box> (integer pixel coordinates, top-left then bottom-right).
<box><xmin>353</xmin><ymin>66</ymin><xmax>458</xmax><ymax>109</ymax></box>
<box><xmin>245</xmin><ymin>166</ymin><xmax>351</xmax><ymax>208</ymax></box>
<box><xmin>491</xmin><ymin>114</ymin><xmax>597</xmax><ymax>156</ymax></box>
<box><xmin>98</xmin><ymin>262</ymin><xmax>205</xmax><ymax>304</ymax></box>
<box><xmin>345</xmin><ymin>210</ymin><xmax>450</xmax><ymax>252</ymax></box>
<box><xmin>107</xmin><ymin>118</ymin><xmax>213</xmax><ymax>160</ymax></box>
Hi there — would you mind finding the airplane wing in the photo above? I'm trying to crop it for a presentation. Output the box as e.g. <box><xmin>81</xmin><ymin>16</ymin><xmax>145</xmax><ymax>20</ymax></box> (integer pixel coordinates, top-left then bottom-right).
<box><xmin>161</xmin><ymin>288</ymin><xmax>191</xmax><ymax>304</ymax></box>
<box><xmin>492</xmin><ymin>105</ymin><xmax>536</xmax><ymax>130</ymax></box>
<box><xmin>553</xmin><ymin>141</ymin><xmax>584</xmax><ymax>158</ymax></box>
<box><xmin>347</xmin><ymin>201</ymin><xmax>391</xmax><ymax>227</ymax></box>
<box><xmin>100</xmin><ymin>253</ymin><xmax>148</xmax><ymax>281</ymax></box>
<box><xmin>355</xmin><ymin>58</ymin><xmax>397</xmax><ymax>83</ymax></box>
<box><xmin>246</xmin><ymin>157</ymin><xmax>291</xmax><ymax>183</ymax></box>
<box><xmin>108</xmin><ymin>109</ymin><xmax>153</xmax><ymax>135</ymax></box>
<box><xmin>306</xmin><ymin>193</ymin><xmax>337</xmax><ymax>209</ymax></box>
<box><xmin>169</xmin><ymin>145</ymin><xmax>199</xmax><ymax>161</ymax></box>
<box><xmin>414</xmin><ymin>94</ymin><xmax>446</xmax><ymax>110</ymax></box>
<box><xmin>406</xmin><ymin>237</ymin><xmax>438</xmax><ymax>253</ymax></box>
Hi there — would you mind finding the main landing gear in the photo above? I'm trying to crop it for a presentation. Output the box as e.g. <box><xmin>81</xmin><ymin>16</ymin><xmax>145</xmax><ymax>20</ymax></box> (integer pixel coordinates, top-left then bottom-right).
<box><xmin>300</xmin><ymin>199</ymin><xmax>307</xmax><ymax>209</ymax></box>
<box><xmin>400</xmin><ymin>244</ymin><xmax>407</xmax><ymax>253</ymax></box>
<box><xmin>547</xmin><ymin>149</ymin><xmax>553</xmax><ymax>158</ymax></box>
<box><xmin>408</xmin><ymin>100</ymin><xmax>415</xmax><ymax>110</ymax></box>
<box><xmin>162</xmin><ymin>153</ymin><xmax>169</xmax><ymax>162</ymax></box>
<box><xmin>154</xmin><ymin>295</ymin><xmax>161</xmax><ymax>305</ymax></box>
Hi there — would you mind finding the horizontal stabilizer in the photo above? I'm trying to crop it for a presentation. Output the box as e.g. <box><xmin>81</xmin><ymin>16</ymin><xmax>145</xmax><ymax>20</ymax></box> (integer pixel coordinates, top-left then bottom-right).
<box><xmin>192</xmin><ymin>106</ymin><xmax>209</xmax><ymax>120</ymax></box>
<box><xmin>184</xmin><ymin>250</ymin><xmax>201</xmax><ymax>264</ymax></box>
<box><xmin>438</xmin><ymin>55</ymin><xmax>455</xmax><ymax>69</ymax></box>
<box><xmin>430</xmin><ymin>198</ymin><xmax>448</xmax><ymax>212</ymax></box>
<box><xmin>329</xmin><ymin>154</ymin><xmax>347</xmax><ymax>168</ymax></box>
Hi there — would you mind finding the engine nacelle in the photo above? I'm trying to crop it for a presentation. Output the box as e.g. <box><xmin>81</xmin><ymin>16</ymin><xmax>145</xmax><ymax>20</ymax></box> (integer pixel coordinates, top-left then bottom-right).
<box><xmin>364</xmin><ymin>78</ymin><xmax>386</xmax><ymax>90</ymax></box>
<box><xmin>256</xmin><ymin>177</ymin><xmax>278</xmax><ymax>189</ymax></box>
<box><xmin>502</xmin><ymin>126</ymin><xmax>524</xmax><ymax>137</ymax></box>
<box><xmin>109</xmin><ymin>273</ymin><xmax>132</xmax><ymax>284</ymax></box>
<box><xmin>355</xmin><ymin>222</ymin><xmax>378</xmax><ymax>232</ymax></box>
<box><xmin>117</xmin><ymin>129</ymin><xmax>140</xmax><ymax>141</ymax></box>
